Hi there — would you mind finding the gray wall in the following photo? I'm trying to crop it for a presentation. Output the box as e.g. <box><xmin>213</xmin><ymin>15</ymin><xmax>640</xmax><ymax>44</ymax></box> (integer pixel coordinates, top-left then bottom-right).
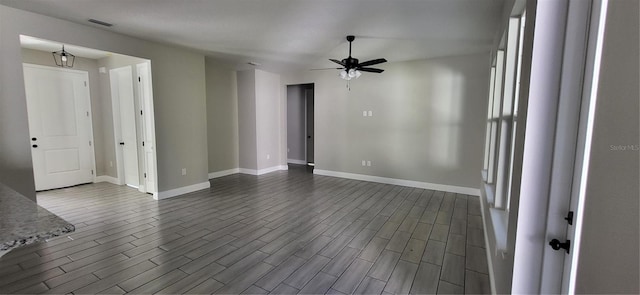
<box><xmin>237</xmin><ymin>70</ymin><xmax>258</xmax><ymax>170</ymax></box>
<box><xmin>283</xmin><ymin>53</ymin><xmax>489</xmax><ymax>189</ymax></box>
<box><xmin>287</xmin><ymin>85</ymin><xmax>306</xmax><ymax>162</ymax></box>
<box><xmin>575</xmin><ymin>0</ymin><xmax>639</xmax><ymax>292</ymax></box>
<box><xmin>236</xmin><ymin>69</ymin><xmax>283</xmax><ymax>172</ymax></box>
<box><xmin>0</xmin><ymin>5</ymin><xmax>209</xmax><ymax>197</ymax></box>
<box><xmin>255</xmin><ymin>69</ymin><xmax>282</xmax><ymax>170</ymax></box>
<box><xmin>205</xmin><ymin>58</ymin><xmax>239</xmax><ymax>173</ymax></box>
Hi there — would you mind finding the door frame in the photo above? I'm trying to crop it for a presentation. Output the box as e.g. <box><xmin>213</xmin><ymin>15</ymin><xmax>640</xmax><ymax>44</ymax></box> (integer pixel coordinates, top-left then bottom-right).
<box><xmin>304</xmin><ymin>86</ymin><xmax>314</xmax><ymax>165</ymax></box>
<box><xmin>136</xmin><ymin>61</ymin><xmax>158</xmax><ymax>195</ymax></box>
<box><xmin>23</xmin><ymin>63</ymin><xmax>97</xmax><ymax>189</ymax></box>
<box><xmin>539</xmin><ymin>0</ymin><xmax>594</xmax><ymax>291</ymax></box>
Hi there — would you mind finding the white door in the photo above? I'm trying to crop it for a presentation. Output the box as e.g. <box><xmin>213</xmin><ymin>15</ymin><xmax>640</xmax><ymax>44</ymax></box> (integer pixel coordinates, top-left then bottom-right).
<box><xmin>110</xmin><ymin>66</ymin><xmax>139</xmax><ymax>187</ymax></box>
<box><xmin>23</xmin><ymin>64</ymin><xmax>94</xmax><ymax>191</ymax></box>
<box><xmin>136</xmin><ymin>62</ymin><xmax>157</xmax><ymax>194</ymax></box>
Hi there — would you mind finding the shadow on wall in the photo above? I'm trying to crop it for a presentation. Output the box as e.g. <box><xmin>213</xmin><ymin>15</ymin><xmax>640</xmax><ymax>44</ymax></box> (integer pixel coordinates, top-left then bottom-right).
<box><xmin>384</xmin><ymin>62</ymin><xmax>465</xmax><ymax>171</ymax></box>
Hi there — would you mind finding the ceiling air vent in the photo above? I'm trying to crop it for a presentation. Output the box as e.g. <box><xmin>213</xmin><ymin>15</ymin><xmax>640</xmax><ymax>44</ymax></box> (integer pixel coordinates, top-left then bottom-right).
<box><xmin>88</xmin><ymin>19</ymin><xmax>113</xmax><ymax>27</ymax></box>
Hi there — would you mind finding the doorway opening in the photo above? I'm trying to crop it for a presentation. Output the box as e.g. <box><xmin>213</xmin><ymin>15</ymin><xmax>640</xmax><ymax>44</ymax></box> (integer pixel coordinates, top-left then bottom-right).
<box><xmin>286</xmin><ymin>83</ymin><xmax>314</xmax><ymax>171</ymax></box>
<box><xmin>20</xmin><ymin>35</ymin><xmax>158</xmax><ymax>196</ymax></box>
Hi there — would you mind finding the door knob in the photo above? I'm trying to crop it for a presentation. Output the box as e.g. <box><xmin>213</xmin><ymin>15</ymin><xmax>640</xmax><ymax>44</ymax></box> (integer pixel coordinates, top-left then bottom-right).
<box><xmin>119</xmin><ymin>142</ymin><xmax>125</xmax><ymax>145</ymax></box>
<box><xmin>31</xmin><ymin>137</ymin><xmax>37</xmax><ymax>141</ymax></box>
<box><xmin>32</xmin><ymin>144</ymin><xmax>38</xmax><ymax>148</ymax></box>
<box><xmin>549</xmin><ymin>238</ymin><xmax>571</xmax><ymax>254</ymax></box>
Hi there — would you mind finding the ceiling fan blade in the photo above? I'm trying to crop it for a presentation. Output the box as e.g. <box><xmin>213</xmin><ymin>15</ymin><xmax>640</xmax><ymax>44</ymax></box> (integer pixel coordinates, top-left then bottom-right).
<box><xmin>309</xmin><ymin>67</ymin><xmax>342</xmax><ymax>71</ymax></box>
<box><xmin>359</xmin><ymin>67</ymin><xmax>384</xmax><ymax>73</ymax></box>
<box><xmin>329</xmin><ymin>59</ymin><xmax>346</xmax><ymax>67</ymax></box>
<box><xmin>358</xmin><ymin>58</ymin><xmax>387</xmax><ymax>67</ymax></box>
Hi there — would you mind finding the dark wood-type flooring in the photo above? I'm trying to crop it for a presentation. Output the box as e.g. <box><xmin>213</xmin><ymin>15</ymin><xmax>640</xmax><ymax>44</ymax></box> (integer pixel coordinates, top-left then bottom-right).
<box><xmin>0</xmin><ymin>165</ymin><xmax>490</xmax><ymax>294</ymax></box>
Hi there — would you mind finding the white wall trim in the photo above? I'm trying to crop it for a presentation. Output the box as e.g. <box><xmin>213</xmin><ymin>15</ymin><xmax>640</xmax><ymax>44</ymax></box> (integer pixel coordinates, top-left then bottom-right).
<box><xmin>238</xmin><ymin>168</ymin><xmax>258</xmax><ymax>175</ymax></box>
<box><xmin>95</xmin><ymin>175</ymin><xmax>121</xmax><ymax>185</ymax></box>
<box><xmin>287</xmin><ymin>159</ymin><xmax>307</xmax><ymax>165</ymax></box>
<box><xmin>313</xmin><ymin>169</ymin><xmax>480</xmax><ymax>196</ymax></box>
<box><xmin>239</xmin><ymin>165</ymin><xmax>288</xmax><ymax>176</ymax></box>
<box><xmin>208</xmin><ymin>168</ymin><xmax>240</xmax><ymax>179</ymax></box>
<box><xmin>479</xmin><ymin>186</ymin><xmax>498</xmax><ymax>295</ymax></box>
<box><xmin>154</xmin><ymin>181</ymin><xmax>210</xmax><ymax>200</ymax></box>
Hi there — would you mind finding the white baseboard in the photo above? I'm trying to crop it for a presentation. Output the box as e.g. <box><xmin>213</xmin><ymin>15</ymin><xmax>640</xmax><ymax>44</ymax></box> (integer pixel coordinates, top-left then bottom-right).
<box><xmin>154</xmin><ymin>181</ymin><xmax>210</xmax><ymax>200</ymax></box>
<box><xmin>94</xmin><ymin>175</ymin><xmax>120</xmax><ymax>185</ymax></box>
<box><xmin>208</xmin><ymin>168</ymin><xmax>240</xmax><ymax>179</ymax></box>
<box><xmin>313</xmin><ymin>169</ymin><xmax>480</xmax><ymax>196</ymax></box>
<box><xmin>287</xmin><ymin>159</ymin><xmax>307</xmax><ymax>165</ymax></box>
<box><xmin>238</xmin><ymin>168</ymin><xmax>258</xmax><ymax>175</ymax></box>
<box><xmin>239</xmin><ymin>165</ymin><xmax>288</xmax><ymax>176</ymax></box>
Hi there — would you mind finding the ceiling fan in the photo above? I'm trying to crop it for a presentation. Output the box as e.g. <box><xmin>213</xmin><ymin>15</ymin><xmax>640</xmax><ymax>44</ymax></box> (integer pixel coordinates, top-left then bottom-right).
<box><xmin>329</xmin><ymin>35</ymin><xmax>387</xmax><ymax>81</ymax></box>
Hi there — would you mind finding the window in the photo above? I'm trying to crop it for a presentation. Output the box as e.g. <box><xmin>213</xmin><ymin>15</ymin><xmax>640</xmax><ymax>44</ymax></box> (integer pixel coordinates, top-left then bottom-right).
<box><xmin>482</xmin><ymin>14</ymin><xmax>526</xmax><ymax>212</ymax></box>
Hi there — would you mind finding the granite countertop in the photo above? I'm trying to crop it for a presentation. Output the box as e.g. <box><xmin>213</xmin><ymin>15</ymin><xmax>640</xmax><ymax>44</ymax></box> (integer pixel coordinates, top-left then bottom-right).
<box><xmin>0</xmin><ymin>183</ymin><xmax>74</xmax><ymax>252</ymax></box>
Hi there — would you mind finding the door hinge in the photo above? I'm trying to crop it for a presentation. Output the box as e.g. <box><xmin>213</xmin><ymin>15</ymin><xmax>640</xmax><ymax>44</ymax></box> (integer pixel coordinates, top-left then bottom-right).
<box><xmin>86</xmin><ymin>111</ymin><xmax>90</xmax><ymax>117</ymax></box>
<box><xmin>84</xmin><ymin>81</ymin><xmax>87</xmax><ymax>87</ymax></box>
<box><xmin>91</xmin><ymin>170</ymin><xmax>94</xmax><ymax>175</ymax></box>
<box><xmin>140</xmin><ymin>110</ymin><xmax>143</xmax><ymax>115</ymax></box>
<box><xmin>144</xmin><ymin>173</ymin><xmax>147</xmax><ymax>178</ymax></box>
<box><xmin>89</xmin><ymin>141</ymin><xmax>92</xmax><ymax>146</ymax></box>
<box><xmin>564</xmin><ymin>211</ymin><xmax>574</xmax><ymax>225</ymax></box>
<box><xmin>138</xmin><ymin>77</ymin><xmax>141</xmax><ymax>82</ymax></box>
<box><xmin>142</xmin><ymin>141</ymin><xmax>145</xmax><ymax>147</ymax></box>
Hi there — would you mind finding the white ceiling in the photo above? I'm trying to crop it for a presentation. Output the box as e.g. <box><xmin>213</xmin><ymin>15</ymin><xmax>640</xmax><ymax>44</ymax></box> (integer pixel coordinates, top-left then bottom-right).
<box><xmin>1</xmin><ymin>0</ymin><xmax>505</xmax><ymax>72</ymax></box>
<box><xmin>20</xmin><ymin>35</ymin><xmax>113</xmax><ymax>59</ymax></box>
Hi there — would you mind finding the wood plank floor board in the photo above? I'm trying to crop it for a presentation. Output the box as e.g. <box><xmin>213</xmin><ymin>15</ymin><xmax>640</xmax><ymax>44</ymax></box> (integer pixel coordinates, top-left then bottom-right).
<box><xmin>298</xmin><ymin>272</ymin><xmax>338</xmax><ymax>295</ymax></box>
<box><xmin>255</xmin><ymin>255</ymin><xmax>306</xmax><ymax>291</ymax></box>
<box><xmin>353</xmin><ymin>276</ymin><xmax>386</xmax><ymax>295</ymax></box>
<box><xmin>321</xmin><ymin>246</ymin><xmax>360</xmax><ymax>277</ymax></box>
<box><xmin>367</xmin><ymin>250</ymin><xmax>401</xmax><ymax>282</ymax></box>
<box><xmin>330</xmin><ymin>258</ymin><xmax>373</xmax><ymax>294</ymax></box>
<box><xmin>283</xmin><ymin>254</ymin><xmax>331</xmax><ymax>289</ymax></box>
<box><xmin>0</xmin><ymin>165</ymin><xmax>489</xmax><ymax>294</ymax></box>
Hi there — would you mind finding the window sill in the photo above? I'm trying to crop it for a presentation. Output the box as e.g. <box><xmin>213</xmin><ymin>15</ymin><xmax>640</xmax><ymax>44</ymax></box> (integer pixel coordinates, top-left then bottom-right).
<box><xmin>489</xmin><ymin>207</ymin><xmax>508</xmax><ymax>252</ymax></box>
<box><xmin>481</xmin><ymin>181</ymin><xmax>509</xmax><ymax>254</ymax></box>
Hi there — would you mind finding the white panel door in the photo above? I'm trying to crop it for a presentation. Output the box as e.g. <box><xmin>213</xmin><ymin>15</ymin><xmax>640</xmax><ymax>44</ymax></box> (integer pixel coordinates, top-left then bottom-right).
<box><xmin>23</xmin><ymin>64</ymin><xmax>94</xmax><ymax>191</ymax></box>
<box><xmin>136</xmin><ymin>62</ymin><xmax>157</xmax><ymax>194</ymax></box>
<box><xmin>110</xmin><ymin>66</ymin><xmax>140</xmax><ymax>187</ymax></box>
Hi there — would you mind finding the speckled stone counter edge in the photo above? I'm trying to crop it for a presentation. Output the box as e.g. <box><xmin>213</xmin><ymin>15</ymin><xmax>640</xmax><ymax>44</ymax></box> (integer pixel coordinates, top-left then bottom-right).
<box><xmin>0</xmin><ymin>183</ymin><xmax>76</xmax><ymax>252</ymax></box>
<box><xmin>0</xmin><ymin>223</ymin><xmax>75</xmax><ymax>251</ymax></box>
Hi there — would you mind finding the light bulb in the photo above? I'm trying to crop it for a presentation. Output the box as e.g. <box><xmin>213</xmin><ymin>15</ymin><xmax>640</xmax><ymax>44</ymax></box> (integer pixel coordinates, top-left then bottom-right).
<box><xmin>354</xmin><ymin>70</ymin><xmax>362</xmax><ymax>79</ymax></box>
<box><xmin>348</xmin><ymin>69</ymin><xmax>356</xmax><ymax>78</ymax></box>
<box><xmin>61</xmin><ymin>55</ymin><xmax>67</xmax><ymax>62</ymax></box>
<box><xmin>339</xmin><ymin>70</ymin><xmax>348</xmax><ymax>80</ymax></box>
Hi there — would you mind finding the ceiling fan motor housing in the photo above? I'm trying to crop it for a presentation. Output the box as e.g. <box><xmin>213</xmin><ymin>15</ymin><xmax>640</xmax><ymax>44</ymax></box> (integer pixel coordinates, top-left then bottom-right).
<box><xmin>343</xmin><ymin>57</ymin><xmax>359</xmax><ymax>69</ymax></box>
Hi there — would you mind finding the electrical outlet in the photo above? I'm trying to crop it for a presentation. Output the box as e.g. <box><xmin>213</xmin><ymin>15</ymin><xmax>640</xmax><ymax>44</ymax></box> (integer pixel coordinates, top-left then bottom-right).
<box><xmin>362</xmin><ymin>160</ymin><xmax>366</xmax><ymax>166</ymax></box>
<box><xmin>181</xmin><ymin>168</ymin><xmax>187</xmax><ymax>175</ymax></box>
<box><xmin>367</xmin><ymin>161</ymin><xmax>371</xmax><ymax>166</ymax></box>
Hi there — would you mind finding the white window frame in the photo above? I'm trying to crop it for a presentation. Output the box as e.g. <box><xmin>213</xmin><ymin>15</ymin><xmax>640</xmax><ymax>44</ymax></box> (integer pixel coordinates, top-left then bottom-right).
<box><xmin>481</xmin><ymin>13</ymin><xmax>527</xmax><ymax>251</ymax></box>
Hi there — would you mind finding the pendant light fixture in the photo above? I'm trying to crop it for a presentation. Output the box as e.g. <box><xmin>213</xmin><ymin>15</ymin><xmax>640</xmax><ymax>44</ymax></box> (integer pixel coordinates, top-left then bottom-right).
<box><xmin>52</xmin><ymin>45</ymin><xmax>75</xmax><ymax>68</ymax></box>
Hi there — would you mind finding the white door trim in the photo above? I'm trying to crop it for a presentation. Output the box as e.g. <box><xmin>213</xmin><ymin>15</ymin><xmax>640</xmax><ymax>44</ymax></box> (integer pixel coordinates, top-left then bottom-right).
<box><xmin>136</xmin><ymin>61</ymin><xmax>158</xmax><ymax>194</ymax></box>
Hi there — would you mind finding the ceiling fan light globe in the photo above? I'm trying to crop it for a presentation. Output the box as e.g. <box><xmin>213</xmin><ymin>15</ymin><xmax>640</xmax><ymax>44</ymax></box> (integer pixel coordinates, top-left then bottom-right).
<box><xmin>355</xmin><ymin>70</ymin><xmax>362</xmax><ymax>79</ymax></box>
<box><xmin>348</xmin><ymin>68</ymin><xmax>357</xmax><ymax>78</ymax></box>
<box><xmin>339</xmin><ymin>70</ymin><xmax>348</xmax><ymax>79</ymax></box>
